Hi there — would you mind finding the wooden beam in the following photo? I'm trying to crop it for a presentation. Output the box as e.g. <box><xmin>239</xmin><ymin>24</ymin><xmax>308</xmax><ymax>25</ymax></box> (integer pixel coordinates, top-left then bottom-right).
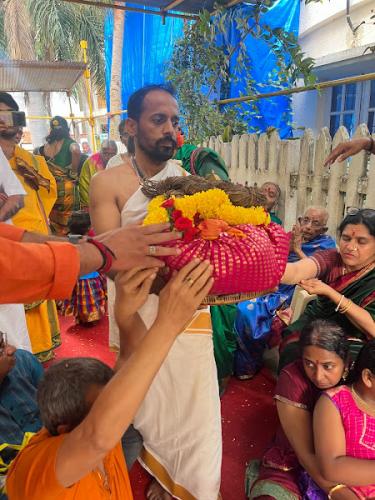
<box><xmin>60</xmin><ymin>0</ymin><xmax>198</xmax><ymax>20</ymax></box>
<box><xmin>161</xmin><ymin>0</ymin><xmax>185</xmax><ymax>12</ymax></box>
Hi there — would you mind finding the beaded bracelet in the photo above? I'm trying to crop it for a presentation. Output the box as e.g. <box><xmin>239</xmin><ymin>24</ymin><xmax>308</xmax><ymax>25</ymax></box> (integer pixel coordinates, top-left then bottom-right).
<box><xmin>328</xmin><ymin>484</ymin><xmax>346</xmax><ymax>499</ymax></box>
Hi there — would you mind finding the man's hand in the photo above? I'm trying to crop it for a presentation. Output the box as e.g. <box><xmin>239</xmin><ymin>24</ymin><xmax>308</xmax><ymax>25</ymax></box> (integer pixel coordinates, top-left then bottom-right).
<box><xmin>155</xmin><ymin>259</ymin><xmax>214</xmax><ymax>334</ymax></box>
<box><xmin>324</xmin><ymin>137</ymin><xmax>373</xmax><ymax>166</ymax></box>
<box><xmin>0</xmin><ymin>344</ymin><xmax>16</xmax><ymax>383</ymax></box>
<box><xmin>115</xmin><ymin>267</ymin><xmax>157</xmax><ymax>322</ymax></box>
<box><xmin>290</xmin><ymin>223</ymin><xmax>303</xmax><ymax>252</ymax></box>
<box><xmin>0</xmin><ymin>193</ymin><xmax>25</xmax><ymax>222</ymax></box>
<box><xmin>96</xmin><ymin>223</ymin><xmax>182</xmax><ymax>271</ymax></box>
<box><xmin>299</xmin><ymin>278</ymin><xmax>334</xmax><ymax>298</ymax></box>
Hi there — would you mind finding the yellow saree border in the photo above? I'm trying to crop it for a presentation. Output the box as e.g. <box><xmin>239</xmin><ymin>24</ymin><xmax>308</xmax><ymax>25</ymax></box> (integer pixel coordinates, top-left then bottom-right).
<box><xmin>139</xmin><ymin>447</ymin><xmax>196</xmax><ymax>500</ymax></box>
<box><xmin>139</xmin><ymin>447</ymin><xmax>221</xmax><ymax>500</ymax></box>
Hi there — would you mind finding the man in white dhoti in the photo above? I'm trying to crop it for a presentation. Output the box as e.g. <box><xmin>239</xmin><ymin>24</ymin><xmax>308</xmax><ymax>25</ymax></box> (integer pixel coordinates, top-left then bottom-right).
<box><xmin>0</xmin><ymin>147</ymin><xmax>30</xmax><ymax>351</ymax></box>
<box><xmin>90</xmin><ymin>85</ymin><xmax>222</xmax><ymax>500</ymax></box>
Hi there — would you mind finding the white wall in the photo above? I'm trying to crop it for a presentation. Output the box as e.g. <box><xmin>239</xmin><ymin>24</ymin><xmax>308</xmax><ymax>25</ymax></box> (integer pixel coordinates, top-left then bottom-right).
<box><xmin>299</xmin><ymin>0</ymin><xmax>374</xmax><ymax>58</ymax></box>
<box><xmin>291</xmin><ymin>0</ymin><xmax>375</xmax><ymax>136</ymax></box>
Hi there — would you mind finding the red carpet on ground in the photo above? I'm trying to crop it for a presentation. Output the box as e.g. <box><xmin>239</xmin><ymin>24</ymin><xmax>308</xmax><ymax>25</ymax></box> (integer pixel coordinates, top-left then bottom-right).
<box><xmin>56</xmin><ymin>315</ymin><xmax>278</xmax><ymax>500</ymax></box>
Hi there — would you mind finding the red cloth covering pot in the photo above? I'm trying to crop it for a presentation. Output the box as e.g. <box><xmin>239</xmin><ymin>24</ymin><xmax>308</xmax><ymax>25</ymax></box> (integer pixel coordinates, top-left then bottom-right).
<box><xmin>163</xmin><ymin>222</ymin><xmax>290</xmax><ymax>297</ymax></box>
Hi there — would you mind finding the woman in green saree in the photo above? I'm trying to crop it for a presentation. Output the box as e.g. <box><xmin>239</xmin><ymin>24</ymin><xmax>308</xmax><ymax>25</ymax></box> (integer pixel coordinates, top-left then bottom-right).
<box><xmin>35</xmin><ymin>117</ymin><xmax>81</xmax><ymax>235</ymax></box>
<box><xmin>279</xmin><ymin>209</ymin><xmax>375</xmax><ymax>370</ymax></box>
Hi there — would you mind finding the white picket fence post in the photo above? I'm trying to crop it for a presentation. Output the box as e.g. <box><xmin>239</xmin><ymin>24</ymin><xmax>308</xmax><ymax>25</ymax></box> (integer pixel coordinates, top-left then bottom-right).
<box><xmin>206</xmin><ymin>125</ymin><xmax>375</xmax><ymax>235</ymax></box>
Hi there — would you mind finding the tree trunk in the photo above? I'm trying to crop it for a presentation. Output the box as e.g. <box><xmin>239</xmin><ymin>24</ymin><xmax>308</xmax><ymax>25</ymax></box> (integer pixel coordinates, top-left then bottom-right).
<box><xmin>109</xmin><ymin>3</ymin><xmax>125</xmax><ymax>139</ymax></box>
<box><xmin>3</xmin><ymin>0</ymin><xmax>49</xmax><ymax>146</ymax></box>
<box><xmin>24</xmin><ymin>92</ymin><xmax>49</xmax><ymax>148</ymax></box>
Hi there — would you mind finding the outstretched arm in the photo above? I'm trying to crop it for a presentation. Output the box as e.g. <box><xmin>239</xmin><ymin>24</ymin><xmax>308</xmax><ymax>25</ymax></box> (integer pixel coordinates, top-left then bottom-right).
<box><xmin>280</xmin><ymin>257</ymin><xmax>318</xmax><ymax>284</ymax></box>
<box><xmin>298</xmin><ymin>280</ymin><xmax>375</xmax><ymax>339</ymax></box>
<box><xmin>324</xmin><ymin>137</ymin><xmax>374</xmax><ymax>166</ymax></box>
<box><xmin>314</xmin><ymin>394</ymin><xmax>375</xmax><ymax>486</ymax></box>
<box><xmin>70</xmin><ymin>143</ymin><xmax>81</xmax><ymax>175</ymax></box>
<box><xmin>277</xmin><ymin>401</ymin><xmax>334</xmax><ymax>492</ymax></box>
<box><xmin>115</xmin><ymin>267</ymin><xmax>156</xmax><ymax>366</ymax></box>
<box><xmin>55</xmin><ymin>260</ymin><xmax>213</xmax><ymax>488</ymax></box>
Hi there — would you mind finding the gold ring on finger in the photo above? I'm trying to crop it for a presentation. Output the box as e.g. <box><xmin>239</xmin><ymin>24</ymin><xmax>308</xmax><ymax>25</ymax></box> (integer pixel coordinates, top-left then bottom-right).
<box><xmin>148</xmin><ymin>245</ymin><xmax>157</xmax><ymax>255</ymax></box>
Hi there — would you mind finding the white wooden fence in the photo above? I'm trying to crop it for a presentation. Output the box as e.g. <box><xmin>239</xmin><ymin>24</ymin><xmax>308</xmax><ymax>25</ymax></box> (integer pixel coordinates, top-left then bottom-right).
<box><xmin>205</xmin><ymin>125</ymin><xmax>375</xmax><ymax>237</ymax></box>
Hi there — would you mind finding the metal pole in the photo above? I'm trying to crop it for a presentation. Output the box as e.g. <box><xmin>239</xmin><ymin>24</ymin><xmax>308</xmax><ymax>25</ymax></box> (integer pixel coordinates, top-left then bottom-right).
<box><xmin>217</xmin><ymin>72</ymin><xmax>375</xmax><ymax>105</ymax></box>
<box><xmin>80</xmin><ymin>39</ymin><xmax>97</xmax><ymax>152</ymax></box>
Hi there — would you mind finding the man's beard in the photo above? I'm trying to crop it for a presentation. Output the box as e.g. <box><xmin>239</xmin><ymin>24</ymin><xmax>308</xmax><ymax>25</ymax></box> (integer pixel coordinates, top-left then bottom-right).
<box><xmin>137</xmin><ymin>135</ymin><xmax>177</xmax><ymax>163</ymax></box>
<box><xmin>0</xmin><ymin>128</ymin><xmax>18</xmax><ymax>140</ymax></box>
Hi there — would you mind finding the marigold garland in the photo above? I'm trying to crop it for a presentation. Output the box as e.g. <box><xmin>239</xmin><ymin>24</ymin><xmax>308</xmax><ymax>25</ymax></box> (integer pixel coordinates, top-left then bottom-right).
<box><xmin>143</xmin><ymin>188</ymin><xmax>270</xmax><ymax>228</ymax></box>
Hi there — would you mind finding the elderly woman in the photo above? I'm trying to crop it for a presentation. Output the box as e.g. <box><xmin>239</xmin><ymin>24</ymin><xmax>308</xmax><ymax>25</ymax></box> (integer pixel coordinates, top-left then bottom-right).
<box><xmin>280</xmin><ymin>209</ymin><xmax>375</xmax><ymax>369</ymax></box>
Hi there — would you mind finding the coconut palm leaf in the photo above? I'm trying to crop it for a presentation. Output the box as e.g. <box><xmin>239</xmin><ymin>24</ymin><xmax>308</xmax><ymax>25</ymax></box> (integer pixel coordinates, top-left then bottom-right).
<box><xmin>3</xmin><ymin>0</ymin><xmax>35</xmax><ymax>60</ymax></box>
<box><xmin>27</xmin><ymin>0</ymin><xmax>110</xmax><ymax>95</ymax></box>
<box><xmin>0</xmin><ymin>7</ymin><xmax>8</xmax><ymax>57</ymax></box>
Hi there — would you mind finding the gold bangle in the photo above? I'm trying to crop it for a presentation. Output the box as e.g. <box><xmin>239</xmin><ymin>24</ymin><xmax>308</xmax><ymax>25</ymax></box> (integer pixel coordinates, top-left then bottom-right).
<box><xmin>340</xmin><ymin>298</ymin><xmax>353</xmax><ymax>314</ymax></box>
<box><xmin>328</xmin><ymin>484</ymin><xmax>346</xmax><ymax>499</ymax></box>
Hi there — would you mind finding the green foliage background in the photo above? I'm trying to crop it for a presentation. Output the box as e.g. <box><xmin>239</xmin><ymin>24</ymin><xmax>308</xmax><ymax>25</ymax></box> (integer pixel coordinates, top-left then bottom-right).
<box><xmin>166</xmin><ymin>0</ymin><xmax>320</xmax><ymax>143</ymax></box>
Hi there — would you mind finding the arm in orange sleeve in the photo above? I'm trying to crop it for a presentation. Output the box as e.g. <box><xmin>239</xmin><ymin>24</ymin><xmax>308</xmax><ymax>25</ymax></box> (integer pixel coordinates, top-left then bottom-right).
<box><xmin>0</xmin><ymin>237</ymin><xmax>79</xmax><ymax>304</ymax></box>
<box><xmin>0</xmin><ymin>221</ymin><xmax>25</xmax><ymax>241</ymax></box>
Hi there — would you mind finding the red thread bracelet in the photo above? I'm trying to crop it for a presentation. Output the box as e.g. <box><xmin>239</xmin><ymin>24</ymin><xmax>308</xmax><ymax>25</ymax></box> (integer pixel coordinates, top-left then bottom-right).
<box><xmin>86</xmin><ymin>238</ymin><xmax>116</xmax><ymax>273</ymax></box>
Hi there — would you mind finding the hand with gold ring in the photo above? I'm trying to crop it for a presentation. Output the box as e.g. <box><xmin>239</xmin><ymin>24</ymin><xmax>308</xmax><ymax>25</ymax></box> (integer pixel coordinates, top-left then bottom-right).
<box><xmin>148</xmin><ymin>245</ymin><xmax>157</xmax><ymax>256</ymax></box>
<box><xmin>95</xmin><ymin>223</ymin><xmax>182</xmax><ymax>272</ymax></box>
<box><xmin>156</xmin><ymin>259</ymin><xmax>214</xmax><ymax>334</ymax></box>
<box><xmin>184</xmin><ymin>276</ymin><xmax>195</xmax><ymax>287</ymax></box>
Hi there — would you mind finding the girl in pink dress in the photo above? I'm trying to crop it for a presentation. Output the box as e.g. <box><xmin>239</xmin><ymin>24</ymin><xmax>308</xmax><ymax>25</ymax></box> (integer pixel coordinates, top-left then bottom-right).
<box><xmin>314</xmin><ymin>340</ymin><xmax>375</xmax><ymax>499</ymax></box>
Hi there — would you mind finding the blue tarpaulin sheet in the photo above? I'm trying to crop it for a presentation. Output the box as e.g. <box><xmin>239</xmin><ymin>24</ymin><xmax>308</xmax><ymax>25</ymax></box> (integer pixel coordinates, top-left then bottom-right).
<box><xmin>104</xmin><ymin>5</ymin><xmax>184</xmax><ymax>114</ymax></box>
<box><xmin>104</xmin><ymin>0</ymin><xmax>300</xmax><ymax>137</ymax></box>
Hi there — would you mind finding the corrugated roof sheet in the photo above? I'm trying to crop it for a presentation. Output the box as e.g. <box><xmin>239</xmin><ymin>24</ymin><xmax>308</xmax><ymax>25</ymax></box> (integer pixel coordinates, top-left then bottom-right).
<box><xmin>0</xmin><ymin>60</ymin><xmax>86</xmax><ymax>92</ymax></box>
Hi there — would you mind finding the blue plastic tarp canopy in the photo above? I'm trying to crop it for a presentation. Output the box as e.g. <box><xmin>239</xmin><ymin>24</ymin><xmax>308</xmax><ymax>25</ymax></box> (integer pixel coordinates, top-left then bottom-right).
<box><xmin>104</xmin><ymin>0</ymin><xmax>300</xmax><ymax>138</ymax></box>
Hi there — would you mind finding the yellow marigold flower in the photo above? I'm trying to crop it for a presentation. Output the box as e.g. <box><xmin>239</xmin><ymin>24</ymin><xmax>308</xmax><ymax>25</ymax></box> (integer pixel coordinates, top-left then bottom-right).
<box><xmin>143</xmin><ymin>207</ymin><xmax>169</xmax><ymax>225</ymax></box>
<box><xmin>143</xmin><ymin>188</ymin><xmax>270</xmax><ymax>227</ymax></box>
<box><xmin>174</xmin><ymin>196</ymin><xmax>198</xmax><ymax>220</ymax></box>
<box><xmin>147</xmin><ymin>195</ymin><xmax>166</xmax><ymax>211</ymax></box>
<box><xmin>217</xmin><ymin>204</ymin><xmax>270</xmax><ymax>226</ymax></box>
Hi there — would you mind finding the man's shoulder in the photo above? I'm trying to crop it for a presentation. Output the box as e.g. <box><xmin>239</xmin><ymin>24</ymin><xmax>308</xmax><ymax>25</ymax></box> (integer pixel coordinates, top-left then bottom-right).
<box><xmin>6</xmin><ymin>429</ymin><xmax>65</xmax><ymax>497</ymax></box>
<box><xmin>90</xmin><ymin>159</ymin><xmax>138</xmax><ymax>204</ymax></box>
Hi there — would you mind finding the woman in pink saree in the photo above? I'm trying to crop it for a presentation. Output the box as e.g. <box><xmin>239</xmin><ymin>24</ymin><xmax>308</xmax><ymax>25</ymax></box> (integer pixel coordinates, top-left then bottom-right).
<box><xmin>314</xmin><ymin>340</ymin><xmax>375</xmax><ymax>500</ymax></box>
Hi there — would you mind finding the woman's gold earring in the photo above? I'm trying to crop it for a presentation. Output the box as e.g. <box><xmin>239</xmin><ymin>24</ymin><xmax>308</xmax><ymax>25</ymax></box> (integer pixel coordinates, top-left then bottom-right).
<box><xmin>342</xmin><ymin>368</ymin><xmax>349</xmax><ymax>381</ymax></box>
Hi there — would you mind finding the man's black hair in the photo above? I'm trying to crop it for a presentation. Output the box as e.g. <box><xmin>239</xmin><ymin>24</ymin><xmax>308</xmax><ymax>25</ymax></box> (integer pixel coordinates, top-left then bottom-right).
<box><xmin>127</xmin><ymin>84</ymin><xmax>176</xmax><ymax>121</ymax></box>
<box><xmin>0</xmin><ymin>92</ymin><xmax>19</xmax><ymax>111</ymax></box>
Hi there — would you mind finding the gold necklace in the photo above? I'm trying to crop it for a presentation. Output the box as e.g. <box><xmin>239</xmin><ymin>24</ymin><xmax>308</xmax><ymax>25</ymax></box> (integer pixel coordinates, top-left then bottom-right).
<box><xmin>351</xmin><ymin>385</ymin><xmax>375</xmax><ymax>414</ymax></box>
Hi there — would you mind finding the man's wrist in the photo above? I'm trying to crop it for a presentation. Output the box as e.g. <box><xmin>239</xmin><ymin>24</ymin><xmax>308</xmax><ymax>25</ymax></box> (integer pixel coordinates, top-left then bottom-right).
<box><xmin>152</xmin><ymin>317</ymin><xmax>181</xmax><ymax>339</ymax></box>
<box><xmin>365</xmin><ymin>136</ymin><xmax>374</xmax><ymax>153</ymax></box>
<box><xmin>77</xmin><ymin>241</ymin><xmax>103</xmax><ymax>276</ymax></box>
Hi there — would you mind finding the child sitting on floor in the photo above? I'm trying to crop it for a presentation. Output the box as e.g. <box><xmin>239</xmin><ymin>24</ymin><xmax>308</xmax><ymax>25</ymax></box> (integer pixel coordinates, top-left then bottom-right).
<box><xmin>61</xmin><ymin>210</ymin><xmax>106</xmax><ymax>326</ymax></box>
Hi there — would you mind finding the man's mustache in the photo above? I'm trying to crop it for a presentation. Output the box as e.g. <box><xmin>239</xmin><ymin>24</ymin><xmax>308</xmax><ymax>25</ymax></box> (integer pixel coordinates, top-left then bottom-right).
<box><xmin>156</xmin><ymin>137</ymin><xmax>177</xmax><ymax>149</ymax></box>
